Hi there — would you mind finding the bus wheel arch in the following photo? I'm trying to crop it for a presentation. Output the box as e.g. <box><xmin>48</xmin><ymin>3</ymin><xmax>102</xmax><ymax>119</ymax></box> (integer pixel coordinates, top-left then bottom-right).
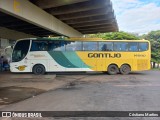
<box><xmin>120</xmin><ymin>64</ymin><xmax>131</xmax><ymax>75</ymax></box>
<box><xmin>107</xmin><ymin>64</ymin><xmax>119</xmax><ymax>75</ymax></box>
<box><xmin>32</xmin><ymin>64</ymin><xmax>46</xmax><ymax>75</ymax></box>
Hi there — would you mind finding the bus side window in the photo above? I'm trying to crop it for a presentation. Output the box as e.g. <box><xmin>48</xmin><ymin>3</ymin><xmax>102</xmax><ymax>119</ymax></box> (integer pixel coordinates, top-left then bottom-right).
<box><xmin>75</xmin><ymin>42</ymin><xmax>82</xmax><ymax>51</ymax></box>
<box><xmin>102</xmin><ymin>44</ymin><xmax>108</xmax><ymax>51</ymax></box>
<box><xmin>48</xmin><ymin>41</ymin><xmax>54</xmax><ymax>51</ymax></box>
<box><xmin>48</xmin><ymin>41</ymin><xmax>65</xmax><ymax>51</ymax></box>
<box><xmin>139</xmin><ymin>42</ymin><xmax>148</xmax><ymax>51</ymax></box>
<box><xmin>31</xmin><ymin>41</ymin><xmax>48</xmax><ymax>51</ymax></box>
<box><xmin>66</xmin><ymin>42</ymin><xmax>76</xmax><ymax>51</ymax></box>
<box><xmin>99</xmin><ymin>42</ymin><xmax>113</xmax><ymax>51</ymax></box>
<box><xmin>113</xmin><ymin>43</ymin><xmax>119</xmax><ymax>51</ymax></box>
<box><xmin>121</xmin><ymin>43</ymin><xmax>128</xmax><ymax>51</ymax></box>
<box><xmin>60</xmin><ymin>41</ymin><xmax>65</xmax><ymax>51</ymax></box>
<box><xmin>31</xmin><ymin>41</ymin><xmax>39</xmax><ymax>51</ymax></box>
<box><xmin>65</xmin><ymin>41</ymin><xmax>82</xmax><ymax>51</ymax></box>
<box><xmin>83</xmin><ymin>42</ymin><xmax>98</xmax><ymax>51</ymax></box>
<box><xmin>114</xmin><ymin>42</ymin><xmax>128</xmax><ymax>51</ymax></box>
<box><xmin>128</xmin><ymin>42</ymin><xmax>138</xmax><ymax>51</ymax></box>
<box><xmin>41</xmin><ymin>42</ymin><xmax>48</xmax><ymax>51</ymax></box>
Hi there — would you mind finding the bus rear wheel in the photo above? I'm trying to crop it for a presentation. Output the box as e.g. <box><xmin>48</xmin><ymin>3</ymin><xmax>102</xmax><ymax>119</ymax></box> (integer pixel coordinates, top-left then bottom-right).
<box><xmin>120</xmin><ymin>64</ymin><xmax>131</xmax><ymax>75</ymax></box>
<box><xmin>33</xmin><ymin>64</ymin><xmax>45</xmax><ymax>75</ymax></box>
<box><xmin>107</xmin><ymin>65</ymin><xmax>118</xmax><ymax>75</ymax></box>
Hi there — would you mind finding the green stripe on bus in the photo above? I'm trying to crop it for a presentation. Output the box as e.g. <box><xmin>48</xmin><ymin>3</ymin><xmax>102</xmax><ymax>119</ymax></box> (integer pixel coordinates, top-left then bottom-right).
<box><xmin>48</xmin><ymin>51</ymin><xmax>90</xmax><ymax>68</ymax></box>
<box><xmin>62</xmin><ymin>52</ymin><xmax>89</xmax><ymax>68</ymax></box>
<box><xmin>48</xmin><ymin>51</ymin><xmax>78</xmax><ymax>68</ymax></box>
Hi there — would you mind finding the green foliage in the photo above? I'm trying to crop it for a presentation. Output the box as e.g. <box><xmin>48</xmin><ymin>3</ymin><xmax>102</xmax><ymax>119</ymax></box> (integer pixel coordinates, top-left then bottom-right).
<box><xmin>142</xmin><ymin>30</ymin><xmax>160</xmax><ymax>67</ymax></box>
<box><xmin>143</xmin><ymin>30</ymin><xmax>160</xmax><ymax>41</ymax></box>
<box><xmin>89</xmin><ymin>31</ymin><xmax>140</xmax><ymax>40</ymax></box>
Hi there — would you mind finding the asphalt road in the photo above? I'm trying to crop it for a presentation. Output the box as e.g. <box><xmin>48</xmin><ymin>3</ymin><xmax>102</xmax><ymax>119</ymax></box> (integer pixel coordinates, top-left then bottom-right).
<box><xmin>1</xmin><ymin>70</ymin><xmax>160</xmax><ymax>120</ymax></box>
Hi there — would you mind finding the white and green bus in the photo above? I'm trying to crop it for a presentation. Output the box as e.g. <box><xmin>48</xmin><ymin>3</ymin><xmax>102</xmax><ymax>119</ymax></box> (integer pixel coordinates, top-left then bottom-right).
<box><xmin>10</xmin><ymin>37</ymin><xmax>150</xmax><ymax>75</ymax></box>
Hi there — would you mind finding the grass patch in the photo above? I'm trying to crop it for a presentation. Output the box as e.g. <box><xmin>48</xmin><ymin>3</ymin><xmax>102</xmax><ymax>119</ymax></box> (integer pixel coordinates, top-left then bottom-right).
<box><xmin>151</xmin><ymin>68</ymin><xmax>160</xmax><ymax>70</ymax></box>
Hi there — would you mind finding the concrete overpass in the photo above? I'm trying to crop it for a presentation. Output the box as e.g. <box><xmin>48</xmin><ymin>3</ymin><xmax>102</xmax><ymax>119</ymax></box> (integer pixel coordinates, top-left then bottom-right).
<box><xmin>0</xmin><ymin>0</ymin><xmax>118</xmax><ymax>40</ymax></box>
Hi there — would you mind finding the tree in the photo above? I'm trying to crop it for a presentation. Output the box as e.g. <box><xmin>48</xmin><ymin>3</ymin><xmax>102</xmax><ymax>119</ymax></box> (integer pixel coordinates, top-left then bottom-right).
<box><xmin>142</xmin><ymin>30</ymin><xmax>160</xmax><ymax>68</ymax></box>
<box><xmin>89</xmin><ymin>31</ymin><xmax>140</xmax><ymax>40</ymax></box>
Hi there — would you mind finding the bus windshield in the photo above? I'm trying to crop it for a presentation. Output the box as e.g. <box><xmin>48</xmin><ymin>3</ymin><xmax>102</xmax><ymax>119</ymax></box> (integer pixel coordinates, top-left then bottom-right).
<box><xmin>12</xmin><ymin>40</ymin><xmax>30</xmax><ymax>62</ymax></box>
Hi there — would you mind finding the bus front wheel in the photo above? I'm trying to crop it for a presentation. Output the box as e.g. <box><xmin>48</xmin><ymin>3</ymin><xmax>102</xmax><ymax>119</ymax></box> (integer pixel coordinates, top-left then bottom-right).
<box><xmin>120</xmin><ymin>64</ymin><xmax>131</xmax><ymax>75</ymax></box>
<box><xmin>33</xmin><ymin>64</ymin><xmax>45</xmax><ymax>75</ymax></box>
<box><xmin>107</xmin><ymin>65</ymin><xmax>118</xmax><ymax>75</ymax></box>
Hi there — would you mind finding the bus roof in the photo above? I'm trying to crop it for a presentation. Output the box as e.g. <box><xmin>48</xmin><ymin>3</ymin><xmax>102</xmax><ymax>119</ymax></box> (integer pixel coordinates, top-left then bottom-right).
<box><xmin>36</xmin><ymin>37</ymin><xmax>104</xmax><ymax>41</ymax></box>
<box><xmin>17</xmin><ymin>37</ymin><xmax>149</xmax><ymax>42</ymax></box>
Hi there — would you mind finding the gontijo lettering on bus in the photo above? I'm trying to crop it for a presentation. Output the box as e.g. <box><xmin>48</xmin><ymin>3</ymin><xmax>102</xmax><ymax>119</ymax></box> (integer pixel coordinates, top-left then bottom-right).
<box><xmin>88</xmin><ymin>53</ymin><xmax>121</xmax><ymax>58</ymax></box>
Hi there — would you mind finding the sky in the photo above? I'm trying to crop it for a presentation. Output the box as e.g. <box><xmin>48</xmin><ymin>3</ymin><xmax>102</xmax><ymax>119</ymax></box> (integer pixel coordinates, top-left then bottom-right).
<box><xmin>111</xmin><ymin>0</ymin><xmax>160</xmax><ymax>34</ymax></box>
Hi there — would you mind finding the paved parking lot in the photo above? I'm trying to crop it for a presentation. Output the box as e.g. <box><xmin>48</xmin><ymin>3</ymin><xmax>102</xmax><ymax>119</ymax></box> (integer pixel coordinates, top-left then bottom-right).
<box><xmin>0</xmin><ymin>70</ymin><xmax>160</xmax><ymax>120</ymax></box>
<box><xmin>0</xmin><ymin>72</ymin><xmax>68</xmax><ymax>107</ymax></box>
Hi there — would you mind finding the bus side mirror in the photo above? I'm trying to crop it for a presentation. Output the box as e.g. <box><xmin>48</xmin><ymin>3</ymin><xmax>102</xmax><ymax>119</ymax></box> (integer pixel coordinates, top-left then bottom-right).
<box><xmin>11</xmin><ymin>45</ymin><xmax>13</xmax><ymax>49</ymax></box>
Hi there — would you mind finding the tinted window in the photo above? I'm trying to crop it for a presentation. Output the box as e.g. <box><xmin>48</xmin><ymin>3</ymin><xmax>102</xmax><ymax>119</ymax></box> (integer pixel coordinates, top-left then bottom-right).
<box><xmin>128</xmin><ymin>42</ymin><xmax>138</xmax><ymax>51</ymax></box>
<box><xmin>66</xmin><ymin>41</ymin><xmax>82</xmax><ymax>51</ymax></box>
<box><xmin>83</xmin><ymin>42</ymin><xmax>98</xmax><ymax>51</ymax></box>
<box><xmin>12</xmin><ymin>40</ymin><xmax>30</xmax><ymax>62</ymax></box>
<box><xmin>139</xmin><ymin>42</ymin><xmax>148</xmax><ymax>51</ymax></box>
<box><xmin>31</xmin><ymin>41</ymin><xmax>48</xmax><ymax>51</ymax></box>
<box><xmin>114</xmin><ymin>42</ymin><xmax>128</xmax><ymax>51</ymax></box>
<box><xmin>48</xmin><ymin>41</ymin><xmax>65</xmax><ymax>51</ymax></box>
<box><xmin>99</xmin><ymin>42</ymin><xmax>113</xmax><ymax>51</ymax></box>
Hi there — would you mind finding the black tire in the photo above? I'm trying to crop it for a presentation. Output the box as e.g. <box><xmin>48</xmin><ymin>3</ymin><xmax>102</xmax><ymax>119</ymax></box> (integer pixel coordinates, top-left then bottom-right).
<box><xmin>120</xmin><ymin>64</ymin><xmax>131</xmax><ymax>75</ymax></box>
<box><xmin>107</xmin><ymin>65</ymin><xmax>118</xmax><ymax>75</ymax></box>
<box><xmin>33</xmin><ymin>64</ymin><xmax>45</xmax><ymax>75</ymax></box>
